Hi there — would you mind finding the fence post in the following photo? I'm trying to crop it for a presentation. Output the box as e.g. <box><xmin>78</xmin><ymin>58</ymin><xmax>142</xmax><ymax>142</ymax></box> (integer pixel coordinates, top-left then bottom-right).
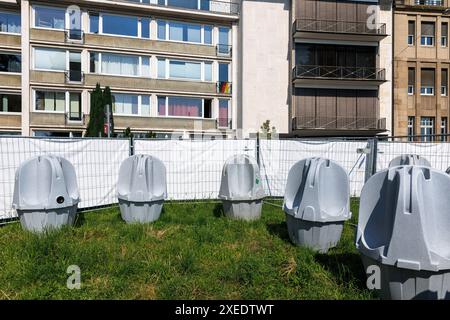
<box><xmin>256</xmin><ymin>132</ymin><xmax>260</xmax><ymax>168</ymax></box>
<box><xmin>129</xmin><ymin>136</ymin><xmax>134</xmax><ymax>156</ymax></box>
<box><xmin>364</xmin><ymin>138</ymin><xmax>378</xmax><ymax>183</ymax></box>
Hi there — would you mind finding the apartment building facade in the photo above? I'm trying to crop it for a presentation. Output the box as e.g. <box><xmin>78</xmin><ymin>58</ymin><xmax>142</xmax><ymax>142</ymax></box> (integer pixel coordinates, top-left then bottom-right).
<box><xmin>291</xmin><ymin>0</ymin><xmax>393</xmax><ymax>136</ymax></box>
<box><xmin>0</xmin><ymin>0</ymin><xmax>238</xmax><ymax>137</ymax></box>
<box><xmin>393</xmin><ymin>0</ymin><xmax>450</xmax><ymax>140</ymax></box>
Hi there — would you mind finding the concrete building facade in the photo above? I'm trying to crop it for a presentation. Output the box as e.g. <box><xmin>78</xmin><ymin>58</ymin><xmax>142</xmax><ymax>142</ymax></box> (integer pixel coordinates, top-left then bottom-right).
<box><xmin>0</xmin><ymin>0</ymin><xmax>239</xmax><ymax>137</ymax></box>
<box><xmin>393</xmin><ymin>0</ymin><xmax>450</xmax><ymax>140</ymax></box>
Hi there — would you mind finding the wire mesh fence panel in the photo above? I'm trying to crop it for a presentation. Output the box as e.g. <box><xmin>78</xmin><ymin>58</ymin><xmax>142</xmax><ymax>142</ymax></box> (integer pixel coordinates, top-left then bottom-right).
<box><xmin>134</xmin><ymin>139</ymin><xmax>257</xmax><ymax>200</ymax></box>
<box><xmin>377</xmin><ymin>141</ymin><xmax>450</xmax><ymax>172</ymax></box>
<box><xmin>259</xmin><ymin>139</ymin><xmax>369</xmax><ymax>198</ymax></box>
<box><xmin>0</xmin><ymin>137</ymin><xmax>130</xmax><ymax>221</ymax></box>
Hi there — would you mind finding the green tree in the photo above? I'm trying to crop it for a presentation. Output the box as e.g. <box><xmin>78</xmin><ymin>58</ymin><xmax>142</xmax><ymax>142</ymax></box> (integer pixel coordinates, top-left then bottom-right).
<box><xmin>103</xmin><ymin>86</ymin><xmax>114</xmax><ymax>137</ymax></box>
<box><xmin>85</xmin><ymin>83</ymin><xmax>105</xmax><ymax>137</ymax></box>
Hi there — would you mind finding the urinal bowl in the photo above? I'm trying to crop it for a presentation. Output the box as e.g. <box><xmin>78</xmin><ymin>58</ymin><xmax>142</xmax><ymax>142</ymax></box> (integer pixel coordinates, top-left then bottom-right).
<box><xmin>119</xmin><ymin>199</ymin><xmax>164</xmax><ymax>224</ymax></box>
<box><xmin>285</xmin><ymin>214</ymin><xmax>344</xmax><ymax>253</ymax></box>
<box><xmin>361</xmin><ymin>255</ymin><xmax>450</xmax><ymax>300</ymax></box>
<box><xmin>222</xmin><ymin>199</ymin><xmax>262</xmax><ymax>221</ymax></box>
<box><xmin>17</xmin><ymin>205</ymin><xmax>78</xmax><ymax>233</ymax></box>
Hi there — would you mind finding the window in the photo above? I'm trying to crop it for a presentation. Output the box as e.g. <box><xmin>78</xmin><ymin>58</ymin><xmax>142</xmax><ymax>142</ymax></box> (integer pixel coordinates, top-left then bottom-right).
<box><xmin>34</xmin><ymin>48</ymin><xmax>66</xmax><ymax>71</ymax></box>
<box><xmin>69</xmin><ymin>92</ymin><xmax>82</xmax><ymax>121</ymax></box>
<box><xmin>158</xmin><ymin>96</ymin><xmax>210</xmax><ymax>118</ymax></box>
<box><xmin>421</xmin><ymin>22</ymin><xmax>435</xmax><ymax>46</ymax></box>
<box><xmin>90</xmin><ymin>52</ymin><xmax>150</xmax><ymax>77</ymax></box>
<box><xmin>218</xmin><ymin>27</ymin><xmax>231</xmax><ymax>55</ymax></box>
<box><xmin>442</xmin><ymin>22</ymin><xmax>448</xmax><ymax>47</ymax></box>
<box><xmin>441</xmin><ymin>117</ymin><xmax>448</xmax><ymax>141</ymax></box>
<box><xmin>421</xmin><ymin>68</ymin><xmax>435</xmax><ymax>95</ymax></box>
<box><xmin>218</xmin><ymin>99</ymin><xmax>230</xmax><ymax>127</ymax></box>
<box><xmin>0</xmin><ymin>52</ymin><xmax>21</xmax><ymax>73</ymax></box>
<box><xmin>89</xmin><ymin>13</ymin><xmax>150</xmax><ymax>38</ymax></box>
<box><xmin>157</xmin><ymin>20</ymin><xmax>213</xmax><ymax>45</ymax></box>
<box><xmin>68</xmin><ymin>52</ymin><xmax>82</xmax><ymax>82</ymax></box>
<box><xmin>408</xmin><ymin>21</ymin><xmax>415</xmax><ymax>45</ymax></box>
<box><xmin>110</xmin><ymin>93</ymin><xmax>150</xmax><ymax>116</ymax></box>
<box><xmin>141</xmin><ymin>18</ymin><xmax>150</xmax><ymax>38</ymax></box>
<box><xmin>89</xmin><ymin>13</ymin><xmax>99</xmax><ymax>34</ymax></box>
<box><xmin>408</xmin><ymin>116</ymin><xmax>415</xmax><ymax>141</ymax></box>
<box><xmin>420</xmin><ymin>117</ymin><xmax>435</xmax><ymax>141</ymax></box>
<box><xmin>35</xmin><ymin>91</ymin><xmax>66</xmax><ymax>112</ymax></box>
<box><xmin>157</xmin><ymin>58</ymin><xmax>213</xmax><ymax>81</ymax></box>
<box><xmin>408</xmin><ymin>68</ymin><xmax>415</xmax><ymax>95</ymax></box>
<box><xmin>34</xmin><ymin>131</ymin><xmax>82</xmax><ymax>138</ymax></box>
<box><xmin>442</xmin><ymin>69</ymin><xmax>448</xmax><ymax>96</ymax></box>
<box><xmin>0</xmin><ymin>11</ymin><xmax>21</xmax><ymax>33</ymax></box>
<box><xmin>34</xmin><ymin>6</ymin><xmax>65</xmax><ymax>29</ymax></box>
<box><xmin>0</xmin><ymin>93</ymin><xmax>21</xmax><ymax>112</ymax></box>
<box><xmin>219</xmin><ymin>63</ymin><xmax>230</xmax><ymax>82</ymax></box>
<box><xmin>103</xmin><ymin>14</ymin><xmax>138</xmax><ymax>37</ymax></box>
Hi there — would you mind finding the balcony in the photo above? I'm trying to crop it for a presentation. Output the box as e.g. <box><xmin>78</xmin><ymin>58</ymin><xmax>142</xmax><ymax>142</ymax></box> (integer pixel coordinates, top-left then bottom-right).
<box><xmin>216</xmin><ymin>44</ymin><xmax>232</xmax><ymax>57</ymax></box>
<box><xmin>395</xmin><ymin>0</ymin><xmax>447</xmax><ymax>6</ymax></box>
<box><xmin>65</xmin><ymin>71</ymin><xmax>84</xmax><ymax>84</ymax></box>
<box><xmin>293</xmin><ymin>65</ymin><xmax>386</xmax><ymax>87</ymax></box>
<box><xmin>107</xmin><ymin>0</ymin><xmax>240</xmax><ymax>15</ymax></box>
<box><xmin>65</xmin><ymin>29</ymin><xmax>84</xmax><ymax>43</ymax></box>
<box><xmin>293</xmin><ymin>116</ymin><xmax>387</xmax><ymax>132</ymax></box>
<box><xmin>65</xmin><ymin>113</ymin><xmax>86</xmax><ymax>125</ymax></box>
<box><xmin>217</xmin><ymin>81</ymin><xmax>232</xmax><ymax>94</ymax></box>
<box><xmin>293</xmin><ymin>19</ymin><xmax>387</xmax><ymax>42</ymax></box>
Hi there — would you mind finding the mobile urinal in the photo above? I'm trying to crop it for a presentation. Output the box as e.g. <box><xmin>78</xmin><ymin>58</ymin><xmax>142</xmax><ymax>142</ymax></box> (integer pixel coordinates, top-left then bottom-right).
<box><xmin>283</xmin><ymin>157</ymin><xmax>351</xmax><ymax>253</ymax></box>
<box><xmin>117</xmin><ymin>155</ymin><xmax>167</xmax><ymax>224</ymax></box>
<box><xmin>218</xmin><ymin>154</ymin><xmax>265</xmax><ymax>221</ymax></box>
<box><xmin>389</xmin><ymin>154</ymin><xmax>431</xmax><ymax>168</ymax></box>
<box><xmin>12</xmin><ymin>155</ymin><xmax>80</xmax><ymax>233</ymax></box>
<box><xmin>357</xmin><ymin>165</ymin><xmax>450</xmax><ymax>300</ymax></box>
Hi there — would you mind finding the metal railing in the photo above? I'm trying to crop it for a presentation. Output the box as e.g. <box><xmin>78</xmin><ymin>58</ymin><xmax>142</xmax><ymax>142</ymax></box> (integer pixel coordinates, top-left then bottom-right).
<box><xmin>110</xmin><ymin>0</ymin><xmax>240</xmax><ymax>15</ymax></box>
<box><xmin>294</xmin><ymin>65</ymin><xmax>386</xmax><ymax>81</ymax></box>
<box><xmin>294</xmin><ymin>19</ymin><xmax>386</xmax><ymax>35</ymax></box>
<box><xmin>395</xmin><ymin>0</ymin><xmax>445</xmax><ymax>5</ymax></box>
<box><xmin>65</xmin><ymin>113</ymin><xmax>85</xmax><ymax>125</ymax></box>
<box><xmin>216</xmin><ymin>44</ymin><xmax>232</xmax><ymax>56</ymax></box>
<box><xmin>65</xmin><ymin>29</ymin><xmax>84</xmax><ymax>43</ymax></box>
<box><xmin>294</xmin><ymin>116</ymin><xmax>386</xmax><ymax>130</ymax></box>
<box><xmin>65</xmin><ymin>70</ymin><xmax>84</xmax><ymax>84</ymax></box>
<box><xmin>217</xmin><ymin>81</ymin><xmax>232</xmax><ymax>94</ymax></box>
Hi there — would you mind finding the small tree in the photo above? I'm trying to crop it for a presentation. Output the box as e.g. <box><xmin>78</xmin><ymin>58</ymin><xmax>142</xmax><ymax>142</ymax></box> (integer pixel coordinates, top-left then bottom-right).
<box><xmin>85</xmin><ymin>83</ymin><xmax>105</xmax><ymax>137</ymax></box>
<box><xmin>260</xmin><ymin>120</ymin><xmax>277</xmax><ymax>139</ymax></box>
<box><xmin>103</xmin><ymin>86</ymin><xmax>114</xmax><ymax>137</ymax></box>
<box><xmin>123</xmin><ymin>127</ymin><xmax>133</xmax><ymax>139</ymax></box>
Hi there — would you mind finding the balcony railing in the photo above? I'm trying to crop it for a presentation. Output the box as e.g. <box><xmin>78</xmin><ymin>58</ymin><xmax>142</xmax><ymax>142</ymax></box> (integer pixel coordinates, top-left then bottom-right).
<box><xmin>65</xmin><ymin>113</ymin><xmax>85</xmax><ymax>125</ymax></box>
<box><xmin>217</xmin><ymin>118</ymin><xmax>232</xmax><ymax>129</ymax></box>
<box><xmin>65</xmin><ymin>70</ymin><xmax>84</xmax><ymax>84</ymax></box>
<box><xmin>216</xmin><ymin>44</ymin><xmax>232</xmax><ymax>57</ymax></box>
<box><xmin>294</xmin><ymin>19</ymin><xmax>386</xmax><ymax>35</ymax></box>
<box><xmin>294</xmin><ymin>65</ymin><xmax>386</xmax><ymax>81</ymax></box>
<box><xmin>395</xmin><ymin>0</ymin><xmax>446</xmax><ymax>5</ymax></box>
<box><xmin>65</xmin><ymin>29</ymin><xmax>84</xmax><ymax>43</ymax></box>
<box><xmin>110</xmin><ymin>0</ymin><xmax>240</xmax><ymax>15</ymax></box>
<box><xmin>217</xmin><ymin>81</ymin><xmax>232</xmax><ymax>94</ymax></box>
<box><xmin>294</xmin><ymin>116</ymin><xmax>386</xmax><ymax>131</ymax></box>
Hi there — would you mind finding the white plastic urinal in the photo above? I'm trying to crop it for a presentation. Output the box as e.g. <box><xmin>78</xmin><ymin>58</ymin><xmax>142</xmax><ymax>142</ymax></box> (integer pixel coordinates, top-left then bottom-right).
<box><xmin>283</xmin><ymin>157</ymin><xmax>351</xmax><ymax>253</ymax></box>
<box><xmin>357</xmin><ymin>165</ymin><xmax>450</xmax><ymax>300</ymax></box>
<box><xmin>12</xmin><ymin>155</ymin><xmax>80</xmax><ymax>233</ymax></box>
<box><xmin>218</xmin><ymin>154</ymin><xmax>265</xmax><ymax>221</ymax></box>
<box><xmin>389</xmin><ymin>154</ymin><xmax>431</xmax><ymax>168</ymax></box>
<box><xmin>117</xmin><ymin>155</ymin><xmax>167</xmax><ymax>224</ymax></box>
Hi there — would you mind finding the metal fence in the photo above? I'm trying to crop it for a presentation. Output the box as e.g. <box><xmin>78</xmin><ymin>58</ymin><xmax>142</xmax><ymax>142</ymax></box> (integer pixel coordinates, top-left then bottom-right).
<box><xmin>2</xmin><ymin>135</ymin><xmax>450</xmax><ymax>222</ymax></box>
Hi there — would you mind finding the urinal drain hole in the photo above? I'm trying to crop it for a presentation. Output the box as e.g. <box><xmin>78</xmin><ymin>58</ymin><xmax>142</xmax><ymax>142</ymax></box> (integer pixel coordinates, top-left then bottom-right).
<box><xmin>56</xmin><ymin>196</ymin><xmax>65</xmax><ymax>204</ymax></box>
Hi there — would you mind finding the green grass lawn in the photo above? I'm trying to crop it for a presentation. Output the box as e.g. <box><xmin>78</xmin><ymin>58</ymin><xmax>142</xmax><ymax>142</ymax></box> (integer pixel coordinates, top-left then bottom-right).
<box><xmin>0</xmin><ymin>199</ymin><xmax>375</xmax><ymax>300</ymax></box>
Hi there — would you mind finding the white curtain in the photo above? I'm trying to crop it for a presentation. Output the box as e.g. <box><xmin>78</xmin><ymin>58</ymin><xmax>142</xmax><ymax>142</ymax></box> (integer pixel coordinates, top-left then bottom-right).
<box><xmin>102</xmin><ymin>54</ymin><xmax>138</xmax><ymax>76</ymax></box>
